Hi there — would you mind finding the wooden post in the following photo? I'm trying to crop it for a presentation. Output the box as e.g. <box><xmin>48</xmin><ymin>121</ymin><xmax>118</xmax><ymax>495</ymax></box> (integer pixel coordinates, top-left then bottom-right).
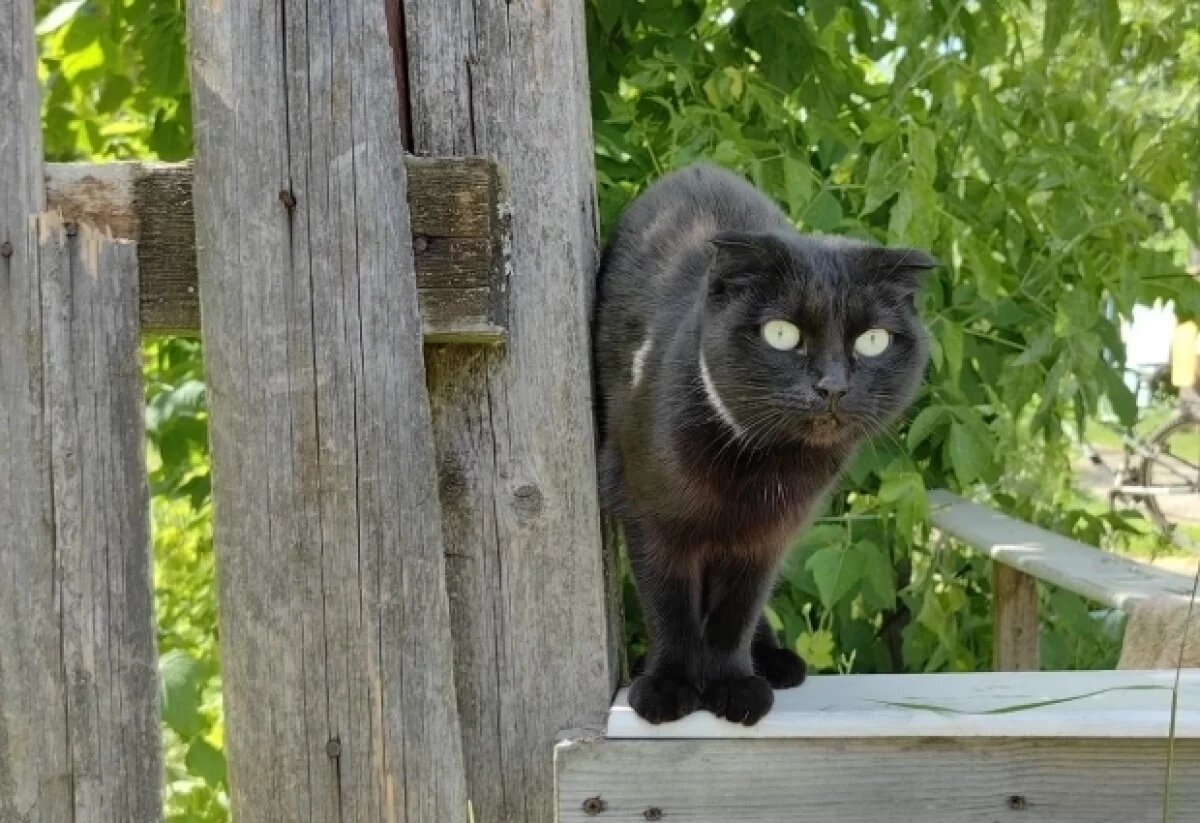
<box><xmin>402</xmin><ymin>1</ymin><xmax>620</xmax><ymax>820</ymax></box>
<box><xmin>186</xmin><ymin>0</ymin><xmax>467</xmax><ymax>819</ymax></box>
<box><xmin>992</xmin><ymin>561</ymin><xmax>1041</xmax><ymax>671</ymax></box>
<box><xmin>1</xmin><ymin>4</ymin><xmax>161</xmax><ymax>821</ymax></box>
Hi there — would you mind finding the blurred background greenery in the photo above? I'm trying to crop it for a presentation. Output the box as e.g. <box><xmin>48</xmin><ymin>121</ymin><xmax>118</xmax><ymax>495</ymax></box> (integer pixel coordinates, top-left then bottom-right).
<box><xmin>34</xmin><ymin>1</ymin><xmax>1200</xmax><ymax>820</ymax></box>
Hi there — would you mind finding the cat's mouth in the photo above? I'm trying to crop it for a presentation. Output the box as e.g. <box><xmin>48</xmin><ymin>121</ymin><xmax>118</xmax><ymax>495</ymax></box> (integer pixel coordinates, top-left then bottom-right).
<box><xmin>805</xmin><ymin>412</ymin><xmax>846</xmax><ymax>445</ymax></box>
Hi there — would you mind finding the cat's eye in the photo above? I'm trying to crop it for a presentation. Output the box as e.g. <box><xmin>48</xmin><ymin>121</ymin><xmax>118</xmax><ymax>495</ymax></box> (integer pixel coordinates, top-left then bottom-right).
<box><xmin>854</xmin><ymin>328</ymin><xmax>891</xmax><ymax>357</ymax></box>
<box><xmin>762</xmin><ymin>320</ymin><xmax>802</xmax><ymax>351</ymax></box>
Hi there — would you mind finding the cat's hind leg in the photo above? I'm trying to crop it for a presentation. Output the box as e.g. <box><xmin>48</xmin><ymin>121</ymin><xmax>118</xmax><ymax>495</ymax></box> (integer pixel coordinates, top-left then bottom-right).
<box><xmin>751</xmin><ymin>616</ymin><xmax>807</xmax><ymax>689</ymax></box>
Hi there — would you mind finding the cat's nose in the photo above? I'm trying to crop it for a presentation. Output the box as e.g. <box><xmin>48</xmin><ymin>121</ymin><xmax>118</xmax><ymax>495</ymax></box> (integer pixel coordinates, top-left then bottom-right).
<box><xmin>816</xmin><ymin>375</ymin><xmax>847</xmax><ymax>400</ymax></box>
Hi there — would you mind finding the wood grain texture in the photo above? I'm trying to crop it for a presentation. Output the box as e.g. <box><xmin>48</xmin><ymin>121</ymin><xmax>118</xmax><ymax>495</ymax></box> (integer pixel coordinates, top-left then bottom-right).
<box><xmin>0</xmin><ymin>220</ymin><xmax>162</xmax><ymax>822</ymax></box>
<box><xmin>403</xmin><ymin>1</ymin><xmax>618</xmax><ymax>820</ymax></box>
<box><xmin>993</xmin><ymin>562</ymin><xmax>1041</xmax><ymax>671</ymax></box>
<box><xmin>4</xmin><ymin>8</ymin><xmax>160</xmax><ymax>822</ymax></box>
<box><xmin>929</xmin><ymin>491</ymin><xmax>1195</xmax><ymax>609</ymax></box>
<box><xmin>187</xmin><ymin>0</ymin><xmax>468</xmax><ymax>819</ymax></box>
<box><xmin>556</xmin><ymin>736</ymin><xmax>1200</xmax><ymax>822</ymax></box>
<box><xmin>43</xmin><ymin>158</ymin><xmax>509</xmax><ymax>340</ymax></box>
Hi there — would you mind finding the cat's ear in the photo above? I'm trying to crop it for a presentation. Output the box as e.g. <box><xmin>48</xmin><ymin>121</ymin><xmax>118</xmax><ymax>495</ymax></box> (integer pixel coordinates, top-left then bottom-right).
<box><xmin>706</xmin><ymin>232</ymin><xmax>776</xmax><ymax>300</ymax></box>
<box><xmin>858</xmin><ymin>246</ymin><xmax>938</xmax><ymax>293</ymax></box>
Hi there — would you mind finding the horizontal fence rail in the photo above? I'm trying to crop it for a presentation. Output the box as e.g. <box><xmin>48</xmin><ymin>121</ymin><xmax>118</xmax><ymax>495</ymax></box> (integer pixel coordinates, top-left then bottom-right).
<box><xmin>44</xmin><ymin>158</ymin><xmax>509</xmax><ymax>342</ymax></box>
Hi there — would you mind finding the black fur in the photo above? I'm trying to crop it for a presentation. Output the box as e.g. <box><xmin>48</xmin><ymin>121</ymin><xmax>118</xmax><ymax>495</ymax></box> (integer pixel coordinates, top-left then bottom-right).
<box><xmin>593</xmin><ymin>164</ymin><xmax>934</xmax><ymax>726</ymax></box>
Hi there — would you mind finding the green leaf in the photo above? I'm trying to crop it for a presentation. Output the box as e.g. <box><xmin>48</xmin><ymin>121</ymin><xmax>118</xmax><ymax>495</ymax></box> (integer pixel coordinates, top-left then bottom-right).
<box><xmin>1042</xmin><ymin>0</ymin><xmax>1074</xmax><ymax>58</ymax></box>
<box><xmin>947</xmin><ymin>422</ymin><xmax>992</xmax><ymax>485</ymax></box>
<box><xmin>1101</xmin><ymin>365</ymin><xmax>1137</xmax><ymax>427</ymax></box>
<box><xmin>1097</xmin><ymin>0</ymin><xmax>1123</xmax><ymax>63</ymax></box>
<box><xmin>795</xmin><ymin>629</ymin><xmax>836</xmax><ymax>671</ymax></box>
<box><xmin>907</xmin><ymin>406</ymin><xmax>947</xmax><ymax>449</ymax></box>
<box><xmin>803</xmin><ymin>190</ymin><xmax>843</xmax><ymax>232</ymax></box>
<box><xmin>159</xmin><ymin>649</ymin><xmax>204</xmax><ymax>738</ymax></box>
<box><xmin>940</xmin><ymin>321</ymin><xmax>964</xmax><ymax>379</ymax></box>
<box><xmin>856</xmin><ymin>541</ymin><xmax>896</xmax><ymax>611</ymax></box>
<box><xmin>806</xmin><ymin>544</ymin><xmax>867</xmax><ymax>609</ymax></box>
<box><xmin>185</xmin><ymin>738</ymin><xmax>227</xmax><ymax>788</ymax></box>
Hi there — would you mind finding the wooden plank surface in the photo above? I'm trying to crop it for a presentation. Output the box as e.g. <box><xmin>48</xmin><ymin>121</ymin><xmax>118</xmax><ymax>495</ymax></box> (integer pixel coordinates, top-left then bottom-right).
<box><xmin>606</xmin><ymin>670</ymin><xmax>1200</xmax><ymax>739</ymax></box>
<box><xmin>2</xmin><ymin>6</ymin><xmax>161</xmax><ymax>821</ymax></box>
<box><xmin>929</xmin><ymin>491</ymin><xmax>1195</xmax><ymax>609</ymax></box>
<box><xmin>556</xmin><ymin>735</ymin><xmax>1200</xmax><ymax>822</ymax></box>
<box><xmin>43</xmin><ymin>158</ymin><xmax>509</xmax><ymax>340</ymax></box>
<box><xmin>993</xmin><ymin>562</ymin><xmax>1042</xmax><ymax>671</ymax></box>
<box><xmin>187</xmin><ymin>0</ymin><xmax>468</xmax><ymax>819</ymax></box>
<box><xmin>404</xmin><ymin>2</ymin><xmax>618</xmax><ymax>822</ymax></box>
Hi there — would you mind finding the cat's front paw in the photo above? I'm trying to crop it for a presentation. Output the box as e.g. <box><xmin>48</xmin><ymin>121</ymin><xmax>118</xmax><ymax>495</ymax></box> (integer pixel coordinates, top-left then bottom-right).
<box><xmin>754</xmin><ymin>646</ymin><xmax>807</xmax><ymax>689</ymax></box>
<box><xmin>702</xmin><ymin>675</ymin><xmax>774</xmax><ymax>726</ymax></box>
<box><xmin>628</xmin><ymin>675</ymin><xmax>700</xmax><ymax>724</ymax></box>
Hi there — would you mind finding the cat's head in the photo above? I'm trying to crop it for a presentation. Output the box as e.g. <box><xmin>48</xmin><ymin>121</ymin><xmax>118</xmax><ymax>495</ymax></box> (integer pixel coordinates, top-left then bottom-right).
<box><xmin>698</xmin><ymin>231</ymin><xmax>934</xmax><ymax>449</ymax></box>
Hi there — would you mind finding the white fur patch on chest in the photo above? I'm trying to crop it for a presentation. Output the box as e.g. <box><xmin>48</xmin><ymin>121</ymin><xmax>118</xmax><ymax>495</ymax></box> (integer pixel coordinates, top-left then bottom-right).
<box><xmin>699</xmin><ymin>351</ymin><xmax>744</xmax><ymax>438</ymax></box>
<box><xmin>631</xmin><ymin>336</ymin><xmax>653</xmax><ymax>388</ymax></box>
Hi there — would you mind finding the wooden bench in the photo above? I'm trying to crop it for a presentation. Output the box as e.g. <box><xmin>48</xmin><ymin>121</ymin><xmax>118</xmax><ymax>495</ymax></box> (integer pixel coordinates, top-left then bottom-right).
<box><xmin>929</xmin><ymin>491</ymin><xmax>1198</xmax><ymax>670</ymax></box>
<box><xmin>557</xmin><ymin>670</ymin><xmax>1200</xmax><ymax>821</ymax></box>
<box><xmin>555</xmin><ymin>496</ymin><xmax>1200</xmax><ymax>821</ymax></box>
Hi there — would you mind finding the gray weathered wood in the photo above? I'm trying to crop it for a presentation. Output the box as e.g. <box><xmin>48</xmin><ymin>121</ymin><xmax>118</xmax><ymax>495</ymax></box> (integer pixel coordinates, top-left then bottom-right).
<box><xmin>993</xmin><ymin>561</ymin><xmax>1041</xmax><ymax>671</ymax></box>
<box><xmin>43</xmin><ymin>158</ymin><xmax>509</xmax><ymax>340</ymax></box>
<box><xmin>187</xmin><ymin>0</ymin><xmax>468</xmax><ymax>819</ymax></box>
<box><xmin>555</xmin><ymin>736</ymin><xmax>1200</xmax><ymax>822</ymax></box>
<box><xmin>929</xmin><ymin>490</ymin><xmax>1195</xmax><ymax>609</ymax></box>
<box><xmin>403</xmin><ymin>2</ymin><xmax>618</xmax><ymax>820</ymax></box>
<box><xmin>2</xmin><ymin>5</ymin><xmax>161</xmax><ymax>820</ymax></box>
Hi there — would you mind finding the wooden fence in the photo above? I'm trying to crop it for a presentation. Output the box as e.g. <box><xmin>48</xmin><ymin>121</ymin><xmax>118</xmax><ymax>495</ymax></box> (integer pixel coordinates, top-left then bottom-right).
<box><xmin>0</xmin><ymin>0</ymin><xmax>615</xmax><ymax>821</ymax></box>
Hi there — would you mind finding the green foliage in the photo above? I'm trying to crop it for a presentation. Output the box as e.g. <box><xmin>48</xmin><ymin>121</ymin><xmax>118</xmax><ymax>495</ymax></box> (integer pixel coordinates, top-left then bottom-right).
<box><xmin>587</xmin><ymin>0</ymin><xmax>1200</xmax><ymax>674</ymax></box>
<box><xmin>37</xmin><ymin>0</ymin><xmax>190</xmax><ymax>161</ymax></box>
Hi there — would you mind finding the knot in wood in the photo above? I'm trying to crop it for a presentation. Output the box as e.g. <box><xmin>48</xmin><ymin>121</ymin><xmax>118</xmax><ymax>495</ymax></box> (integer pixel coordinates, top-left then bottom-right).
<box><xmin>512</xmin><ymin>484</ymin><xmax>544</xmax><ymax>517</ymax></box>
<box><xmin>1006</xmin><ymin>795</ymin><xmax>1027</xmax><ymax>811</ymax></box>
<box><xmin>582</xmin><ymin>796</ymin><xmax>607</xmax><ymax>816</ymax></box>
<box><xmin>325</xmin><ymin>738</ymin><xmax>342</xmax><ymax>758</ymax></box>
<box><xmin>643</xmin><ymin>808</ymin><xmax>664</xmax><ymax>821</ymax></box>
<box><xmin>0</xmin><ymin>241</ymin><xmax>12</xmax><ymax>258</ymax></box>
<box><xmin>413</xmin><ymin>235</ymin><xmax>429</xmax><ymax>252</ymax></box>
<box><xmin>279</xmin><ymin>189</ymin><xmax>298</xmax><ymax>210</ymax></box>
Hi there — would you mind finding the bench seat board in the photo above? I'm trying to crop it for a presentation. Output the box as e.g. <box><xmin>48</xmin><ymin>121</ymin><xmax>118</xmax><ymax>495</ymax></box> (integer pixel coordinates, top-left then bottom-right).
<box><xmin>607</xmin><ymin>670</ymin><xmax>1200</xmax><ymax>739</ymax></box>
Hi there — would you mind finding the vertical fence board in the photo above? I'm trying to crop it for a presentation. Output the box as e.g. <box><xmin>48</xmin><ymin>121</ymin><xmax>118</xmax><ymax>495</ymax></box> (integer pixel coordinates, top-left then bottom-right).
<box><xmin>2</xmin><ymin>3</ymin><xmax>160</xmax><ymax>820</ymax></box>
<box><xmin>404</xmin><ymin>1</ymin><xmax>619</xmax><ymax>820</ymax></box>
<box><xmin>0</xmin><ymin>1</ymin><xmax>59</xmax><ymax>817</ymax></box>
<box><xmin>187</xmin><ymin>0</ymin><xmax>468</xmax><ymax>819</ymax></box>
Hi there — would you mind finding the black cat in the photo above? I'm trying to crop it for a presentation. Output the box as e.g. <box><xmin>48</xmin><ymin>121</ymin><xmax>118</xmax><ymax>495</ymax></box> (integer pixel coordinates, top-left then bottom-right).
<box><xmin>593</xmin><ymin>164</ymin><xmax>934</xmax><ymax>726</ymax></box>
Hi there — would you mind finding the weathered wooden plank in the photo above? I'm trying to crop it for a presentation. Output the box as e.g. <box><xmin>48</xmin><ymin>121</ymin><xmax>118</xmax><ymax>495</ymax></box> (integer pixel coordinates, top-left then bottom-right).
<box><xmin>556</xmin><ymin>736</ymin><xmax>1200</xmax><ymax>822</ymax></box>
<box><xmin>993</xmin><ymin>561</ymin><xmax>1041</xmax><ymax>671</ymax></box>
<box><xmin>929</xmin><ymin>491</ymin><xmax>1195</xmax><ymax>609</ymax></box>
<box><xmin>187</xmin><ymin>0</ymin><xmax>468</xmax><ymax>820</ymax></box>
<box><xmin>2</xmin><ymin>6</ymin><xmax>161</xmax><ymax>821</ymax></box>
<box><xmin>40</xmin><ymin>218</ymin><xmax>162</xmax><ymax>823</ymax></box>
<box><xmin>403</xmin><ymin>2</ymin><xmax>618</xmax><ymax>820</ymax></box>
<box><xmin>606</xmin><ymin>670</ymin><xmax>1200</xmax><ymax>739</ymax></box>
<box><xmin>43</xmin><ymin>158</ymin><xmax>509</xmax><ymax>340</ymax></box>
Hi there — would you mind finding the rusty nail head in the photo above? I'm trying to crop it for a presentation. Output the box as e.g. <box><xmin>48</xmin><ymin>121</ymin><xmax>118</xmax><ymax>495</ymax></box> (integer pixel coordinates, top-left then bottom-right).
<box><xmin>582</xmin><ymin>796</ymin><xmax>606</xmax><ymax>816</ymax></box>
<box><xmin>413</xmin><ymin>235</ymin><xmax>429</xmax><ymax>252</ymax></box>
<box><xmin>0</xmin><ymin>241</ymin><xmax>12</xmax><ymax>258</ymax></box>
<box><xmin>279</xmin><ymin>189</ymin><xmax>297</xmax><ymax>209</ymax></box>
<box><xmin>325</xmin><ymin>738</ymin><xmax>341</xmax><ymax>758</ymax></box>
<box><xmin>1007</xmin><ymin>795</ymin><xmax>1027</xmax><ymax>811</ymax></box>
<box><xmin>643</xmin><ymin>808</ymin><xmax>664</xmax><ymax>821</ymax></box>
